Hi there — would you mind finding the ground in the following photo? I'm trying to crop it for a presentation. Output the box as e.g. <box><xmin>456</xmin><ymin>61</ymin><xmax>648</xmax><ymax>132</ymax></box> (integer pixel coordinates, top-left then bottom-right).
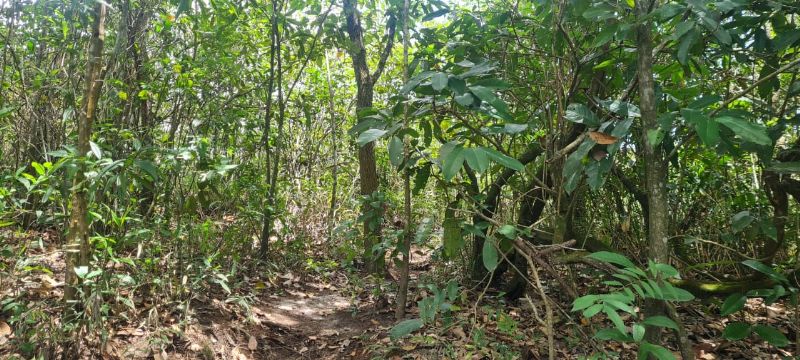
<box><xmin>1</xmin><ymin>229</ymin><xmax>798</xmax><ymax>359</ymax></box>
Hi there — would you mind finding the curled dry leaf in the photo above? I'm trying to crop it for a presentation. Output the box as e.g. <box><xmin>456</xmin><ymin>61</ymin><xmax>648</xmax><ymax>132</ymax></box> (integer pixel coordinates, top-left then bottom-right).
<box><xmin>0</xmin><ymin>321</ymin><xmax>11</xmax><ymax>337</ymax></box>
<box><xmin>588</xmin><ymin>131</ymin><xmax>618</xmax><ymax>145</ymax></box>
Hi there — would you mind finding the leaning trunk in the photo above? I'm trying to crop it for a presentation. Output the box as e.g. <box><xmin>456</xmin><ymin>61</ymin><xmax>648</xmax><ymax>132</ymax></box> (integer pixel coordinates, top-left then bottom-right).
<box><xmin>64</xmin><ymin>0</ymin><xmax>106</xmax><ymax>318</ymax></box>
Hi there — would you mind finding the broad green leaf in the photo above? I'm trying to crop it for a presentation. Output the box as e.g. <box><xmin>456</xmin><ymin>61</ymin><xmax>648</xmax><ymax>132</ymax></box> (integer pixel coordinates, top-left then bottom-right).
<box><xmin>389</xmin><ymin>318</ymin><xmax>424</xmax><ymax>340</ymax></box>
<box><xmin>455</xmin><ymin>93</ymin><xmax>474</xmax><ymax>106</ymax></box>
<box><xmin>583</xmin><ymin>303</ymin><xmax>603</xmax><ymax>318</ymax></box>
<box><xmin>469</xmin><ymin>85</ymin><xmax>512</xmax><ymax>121</ymax></box>
<box><xmin>89</xmin><ymin>141</ymin><xmax>102</xmax><ymax>159</ymax></box>
<box><xmin>482</xmin><ymin>239</ymin><xmax>499</xmax><ymax>272</ymax></box>
<box><xmin>593</xmin><ymin>328</ymin><xmax>630</xmax><ymax>341</ymax></box>
<box><xmin>587</xmin><ymin>251</ymin><xmax>636</xmax><ymax>268</ymax></box>
<box><xmin>677</xmin><ymin>29</ymin><xmax>699</xmax><ymax>65</ymax></box>
<box><xmin>482</xmin><ymin>147</ymin><xmax>524</xmax><ymax>171</ymax></box>
<box><xmin>497</xmin><ymin>224</ymin><xmax>516</xmax><ymax>239</ymax></box>
<box><xmin>572</xmin><ymin>295</ymin><xmax>598</xmax><ymax>311</ymax></box>
<box><xmin>135</xmin><ymin>160</ymin><xmax>159</xmax><ymax>181</ymax></box>
<box><xmin>421</xmin><ymin>8</ymin><xmax>449</xmax><ymax>22</ymax></box>
<box><xmin>464</xmin><ymin>148</ymin><xmax>490</xmax><ymax>174</ymax></box>
<box><xmin>565</xmin><ymin>104</ymin><xmax>601</xmax><ymax>127</ymax></box>
<box><xmin>720</xmin><ymin>293</ymin><xmax>746</xmax><ymax>316</ymax></box>
<box><xmin>722</xmin><ymin>322</ymin><xmax>751</xmax><ymax>340</ymax></box>
<box><xmin>715</xmin><ymin>116</ymin><xmax>772</xmax><ymax>146</ymax></box>
<box><xmin>642</xmin><ymin>316</ymin><xmax>679</xmax><ymax>330</ymax></box>
<box><xmin>731</xmin><ymin>211</ymin><xmax>753</xmax><ymax>233</ymax></box>
<box><xmin>74</xmin><ymin>266</ymin><xmax>89</xmax><ymax>279</ymax></box>
<box><xmin>604</xmin><ymin>307</ymin><xmax>627</xmax><ymax>334</ymax></box>
<box><xmin>357</xmin><ymin>129</ymin><xmax>387</xmax><ymax>147</ymax></box>
<box><xmin>441</xmin><ymin>145</ymin><xmax>465</xmax><ymax>181</ymax></box>
<box><xmin>682</xmin><ymin>108</ymin><xmax>719</xmax><ymax>146</ymax></box>
<box><xmin>388</xmin><ymin>136</ymin><xmax>403</xmax><ymax>167</ymax></box>
<box><xmin>632</xmin><ymin>324</ymin><xmax>645</xmax><ymax>342</ymax></box>
<box><xmin>431</xmin><ymin>72</ymin><xmax>448</xmax><ymax>92</ymax></box>
<box><xmin>741</xmin><ymin>260</ymin><xmax>787</xmax><ymax>283</ymax></box>
<box><xmin>647</xmin><ymin>128</ymin><xmax>664</xmax><ymax>147</ymax></box>
<box><xmin>638</xmin><ymin>342</ymin><xmax>676</xmax><ymax>360</ymax></box>
<box><xmin>752</xmin><ymin>325</ymin><xmax>789</xmax><ymax>347</ymax></box>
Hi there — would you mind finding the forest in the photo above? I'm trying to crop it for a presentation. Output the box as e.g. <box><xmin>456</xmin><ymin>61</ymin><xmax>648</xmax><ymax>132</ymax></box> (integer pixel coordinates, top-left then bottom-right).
<box><xmin>0</xmin><ymin>0</ymin><xmax>799</xmax><ymax>358</ymax></box>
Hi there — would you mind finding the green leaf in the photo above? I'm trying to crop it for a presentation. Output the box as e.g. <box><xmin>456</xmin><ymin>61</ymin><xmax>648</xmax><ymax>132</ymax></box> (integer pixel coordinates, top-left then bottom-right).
<box><xmin>464</xmin><ymin>148</ymin><xmax>490</xmax><ymax>174</ymax></box>
<box><xmin>715</xmin><ymin>116</ymin><xmax>772</xmax><ymax>146</ymax></box>
<box><xmin>390</xmin><ymin>318</ymin><xmax>424</xmax><ymax>340</ymax></box>
<box><xmin>638</xmin><ymin>342</ymin><xmax>676</xmax><ymax>360</ymax></box>
<box><xmin>89</xmin><ymin>141</ymin><xmax>102</xmax><ymax>159</ymax></box>
<box><xmin>357</xmin><ymin>129</ymin><xmax>387</xmax><ymax>147</ymax></box>
<box><xmin>632</xmin><ymin>324</ymin><xmax>645</xmax><ymax>342</ymax></box>
<box><xmin>677</xmin><ymin>29</ymin><xmax>699</xmax><ymax>65</ymax></box>
<box><xmin>731</xmin><ymin>211</ymin><xmax>753</xmax><ymax>233</ymax></box>
<box><xmin>647</xmin><ymin>128</ymin><xmax>664</xmax><ymax>147</ymax></box>
<box><xmin>74</xmin><ymin>266</ymin><xmax>89</xmax><ymax>279</ymax></box>
<box><xmin>572</xmin><ymin>295</ymin><xmax>598</xmax><ymax>311</ymax></box>
<box><xmin>431</xmin><ymin>72</ymin><xmax>448</xmax><ymax>92</ymax></box>
<box><xmin>388</xmin><ymin>136</ymin><xmax>403</xmax><ymax>167</ymax></box>
<box><xmin>31</xmin><ymin>162</ymin><xmax>45</xmax><ymax>176</ymax></box>
<box><xmin>752</xmin><ymin>325</ymin><xmax>789</xmax><ymax>347</ymax></box>
<box><xmin>682</xmin><ymin>108</ymin><xmax>719</xmax><ymax>146</ymax></box>
<box><xmin>587</xmin><ymin>251</ymin><xmax>636</xmax><ymax>268</ymax></box>
<box><xmin>135</xmin><ymin>160</ymin><xmax>159</xmax><ymax>181</ymax></box>
<box><xmin>497</xmin><ymin>224</ymin><xmax>516</xmax><ymax>239</ymax></box>
<box><xmin>565</xmin><ymin>104</ymin><xmax>601</xmax><ymax>127</ymax></box>
<box><xmin>722</xmin><ymin>322</ymin><xmax>751</xmax><ymax>340</ymax></box>
<box><xmin>455</xmin><ymin>93</ymin><xmax>474</xmax><ymax>106</ymax></box>
<box><xmin>593</xmin><ymin>328</ymin><xmax>630</xmax><ymax>341</ymax></box>
<box><xmin>481</xmin><ymin>147</ymin><xmax>524</xmax><ymax>171</ymax></box>
<box><xmin>720</xmin><ymin>293</ymin><xmax>746</xmax><ymax>316</ymax></box>
<box><xmin>582</xmin><ymin>303</ymin><xmax>603</xmax><ymax>318</ymax></box>
<box><xmin>766</xmin><ymin>162</ymin><xmax>800</xmax><ymax>173</ymax></box>
<box><xmin>741</xmin><ymin>260</ymin><xmax>787</xmax><ymax>283</ymax></box>
<box><xmin>641</xmin><ymin>316</ymin><xmax>679</xmax><ymax>330</ymax></box>
<box><xmin>442</xmin><ymin>209</ymin><xmax>463</xmax><ymax>258</ymax></box>
<box><xmin>441</xmin><ymin>145</ymin><xmax>465</xmax><ymax>181</ymax></box>
<box><xmin>482</xmin><ymin>239</ymin><xmax>499</xmax><ymax>272</ymax></box>
<box><xmin>469</xmin><ymin>85</ymin><xmax>512</xmax><ymax>121</ymax></box>
<box><xmin>421</xmin><ymin>8</ymin><xmax>449</xmax><ymax>22</ymax></box>
<box><xmin>604</xmin><ymin>307</ymin><xmax>627</xmax><ymax>334</ymax></box>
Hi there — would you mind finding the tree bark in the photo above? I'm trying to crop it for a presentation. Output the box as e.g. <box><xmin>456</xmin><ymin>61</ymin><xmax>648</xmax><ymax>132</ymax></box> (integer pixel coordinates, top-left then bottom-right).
<box><xmin>64</xmin><ymin>0</ymin><xmax>106</xmax><ymax>319</ymax></box>
<box><xmin>395</xmin><ymin>0</ymin><xmax>412</xmax><ymax>320</ymax></box>
<box><xmin>343</xmin><ymin>0</ymin><xmax>396</xmax><ymax>273</ymax></box>
<box><xmin>635</xmin><ymin>0</ymin><xmax>671</xmax><ymax>348</ymax></box>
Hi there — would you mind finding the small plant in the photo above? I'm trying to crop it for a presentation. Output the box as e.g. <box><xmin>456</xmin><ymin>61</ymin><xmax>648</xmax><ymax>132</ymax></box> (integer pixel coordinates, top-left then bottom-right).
<box><xmin>718</xmin><ymin>260</ymin><xmax>796</xmax><ymax>348</ymax></box>
<box><xmin>389</xmin><ymin>280</ymin><xmax>461</xmax><ymax>340</ymax></box>
<box><xmin>572</xmin><ymin>251</ymin><xmax>695</xmax><ymax>360</ymax></box>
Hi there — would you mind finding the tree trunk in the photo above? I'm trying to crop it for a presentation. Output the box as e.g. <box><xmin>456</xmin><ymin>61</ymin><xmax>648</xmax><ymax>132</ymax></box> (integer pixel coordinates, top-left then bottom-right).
<box><xmin>635</xmin><ymin>0</ymin><xmax>671</xmax><ymax>347</ymax></box>
<box><xmin>64</xmin><ymin>0</ymin><xmax>106</xmax><ymax>319</ymax></box>
<box><xmin>343</xmin><ymin>0</ymin><xmax>396</xmax><ymax>273</ymax></box>
<box><xmin>395</xmin><ymin>0</ymin><xmax>412</xmax><ymax>320</ymax></box>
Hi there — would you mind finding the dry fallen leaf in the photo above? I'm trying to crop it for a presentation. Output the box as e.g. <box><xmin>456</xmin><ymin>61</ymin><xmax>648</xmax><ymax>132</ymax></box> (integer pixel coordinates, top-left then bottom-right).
<box><xmin>588</xmin><ymin>131</ymin><xmax>618</xmax><ymax>145</ymax></box>
<box><xmin>0</xmin><ymin>321</ymin><xmax>11</xmax><ymax>337</ymax></box>
<box><xmin>248</xmin><ymin>335</ymin><xmax>258</xmax><ymax>350</ymax></box>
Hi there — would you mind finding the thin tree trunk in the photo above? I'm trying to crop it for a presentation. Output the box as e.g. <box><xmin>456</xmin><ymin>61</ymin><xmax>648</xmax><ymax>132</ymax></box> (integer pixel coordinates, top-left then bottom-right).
<box><xmin>325</xmin><ymin>50</ymin><xmax>338</xmax><ymax>243</ymax></box>
<box><xmin>259</xmin><ymin>0</ymin><xmax>280</xmax><ymax>258</ymax></box>
<box><xmin>343</xmin><ymin>0</ymin><xmax>396</xmax><ymax>273</ymax></box>
<box><xmin>64</xmin><ymin>0</ymin><xmax>106</xmax><ymax>318</ymax></box>
<box><xmin>395</xmin><ymin>0</ymin><xmax>412</xmax><ymax>320</ymax></box>
<box><xmin>635</xmin><ymin>0</ymin><xmax>672</xmax><ymax>348</ymax></box>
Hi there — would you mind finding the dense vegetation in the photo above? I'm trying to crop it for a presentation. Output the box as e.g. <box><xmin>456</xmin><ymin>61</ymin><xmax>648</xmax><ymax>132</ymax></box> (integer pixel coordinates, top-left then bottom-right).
<box><xmin>1</xmin><ymin>0</ymin><xmax>799</xmax><ymax>358</ymax></box>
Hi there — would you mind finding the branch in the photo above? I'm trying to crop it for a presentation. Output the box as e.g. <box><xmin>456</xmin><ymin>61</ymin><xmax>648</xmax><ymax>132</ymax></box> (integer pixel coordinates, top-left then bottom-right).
<box><xmin>371</xmin><ymin>10</ymin><xmax>397</xmax><ymax>81</ymax></box>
